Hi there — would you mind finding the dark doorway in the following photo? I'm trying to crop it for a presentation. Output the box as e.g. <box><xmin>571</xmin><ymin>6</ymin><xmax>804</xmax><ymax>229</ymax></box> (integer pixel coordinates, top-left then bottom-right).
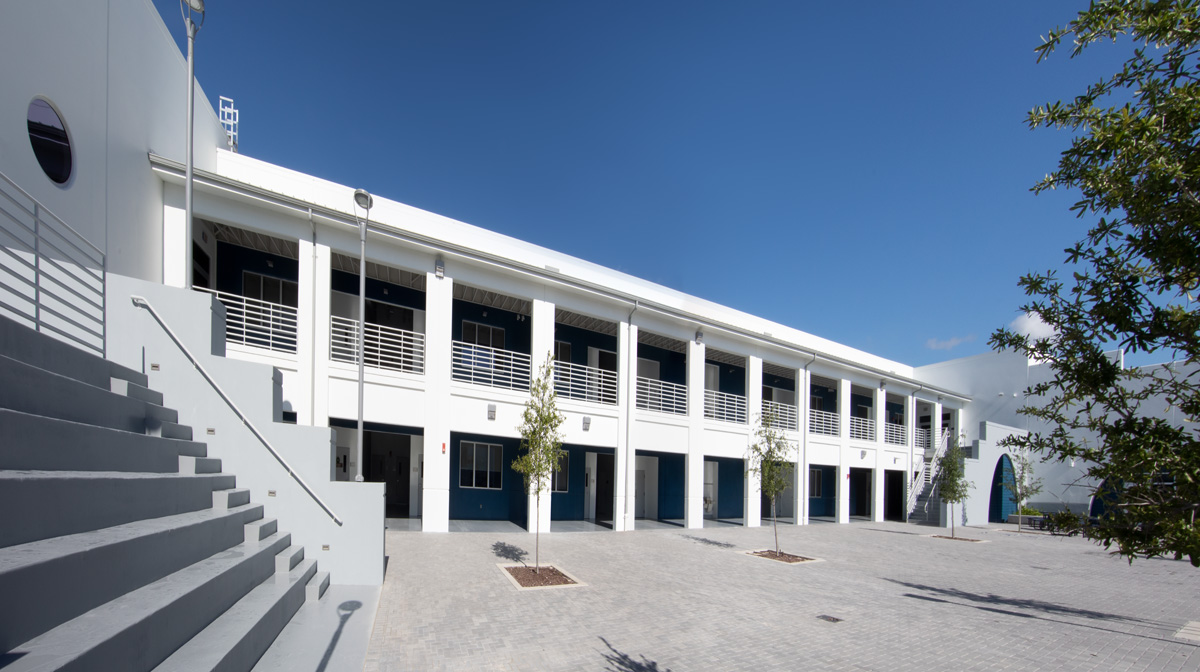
<box><xmin>989</xmin><ymin>454</ymin><xmax>1016</xmax><ymax>523</ymax></box>
<box><xmin>364</xmin><ymin>431</ymin><xmax>411</xmax><ymax>518</ymax></box>
<box><xmin>848</xmin><ymin>468</ymin><xmax>872</xmax><ymax>518</ymax></box>
<box><xmin>596</xmin><ymin>454</ymin><xmax>615</xmax><ymax>522</ymax></box>
<box><xmin>884</xmin><ymin>469</ymin><xmax>905</xmax><ymax>521</ymax></box>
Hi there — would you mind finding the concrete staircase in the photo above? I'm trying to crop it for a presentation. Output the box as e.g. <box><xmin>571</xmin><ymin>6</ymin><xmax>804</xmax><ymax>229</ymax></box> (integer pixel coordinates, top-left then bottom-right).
<box><xmin>907</xmin><ymin>467</ymin><xmax>942</xmax><ymax>526</ymax></box>
<box><xmin>0</xmin><ymin>316</ymin><xmax>329</xmax><ymax>672</ymax></box>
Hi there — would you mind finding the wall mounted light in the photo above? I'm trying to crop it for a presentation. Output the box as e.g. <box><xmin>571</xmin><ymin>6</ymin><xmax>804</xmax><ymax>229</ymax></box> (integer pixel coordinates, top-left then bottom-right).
<box><xmin>435</xmin><ymin>259</ymin><xmax>445</xmax><ymax>279</ymax></box>
<box><xmin>582</xmin><ymin>416</ymin><xmax>591</xmax><ymax>431</ymax></box>
<box><xmin>487</xmin><ymin>404</ymin><xmax>496</xmax><ymax>421</ymax></box>
<box><xmin>879</xmin><ymin>380</ymin><xmax>886</xmax><ymax>391</ymax></box>
<box><xmin>695</xmin><ymin>330</ymin><xmax>704</xmax><ymax>344</ymax></box>
<box><xmin>860</xmin><ymin>450</ymin><xmax>867</xmax><ymax>459</ymax></box>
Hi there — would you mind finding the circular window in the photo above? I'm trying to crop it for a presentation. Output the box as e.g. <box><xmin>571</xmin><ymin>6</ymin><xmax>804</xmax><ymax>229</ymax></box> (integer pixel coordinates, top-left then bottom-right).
<box><xmin>27</xmin><ymin>98</ymin><xmax>73</xmax><ymax>185</ymax></box>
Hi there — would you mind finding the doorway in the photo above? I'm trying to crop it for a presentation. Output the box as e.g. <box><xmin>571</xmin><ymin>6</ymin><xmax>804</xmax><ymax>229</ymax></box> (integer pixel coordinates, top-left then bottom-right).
<box><xmin>884</xmin><ymin>469</ymin><xmax>905</xmax><ymax>521</ymax></box>
<box><xmin>848</xmin><ymin>467</ymin><xmax>872</xmax><ymax>518</ymax></box>
<box><xmin>596</xmin><ymin>454</ymin><xmax>615</xmax><ymax>523</ymax></box>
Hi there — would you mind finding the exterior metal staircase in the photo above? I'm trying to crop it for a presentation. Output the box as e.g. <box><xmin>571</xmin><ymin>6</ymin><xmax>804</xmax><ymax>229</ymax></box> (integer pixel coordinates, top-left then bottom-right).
<box><xmin>0</xmin><ymin>314</ymin><xmax>329</xmax><ymax>671</ymax></box>
<box><xmin>906</xmin><ymin>428</ymin><xmax>952</xmax><ymax>527</ymax></box>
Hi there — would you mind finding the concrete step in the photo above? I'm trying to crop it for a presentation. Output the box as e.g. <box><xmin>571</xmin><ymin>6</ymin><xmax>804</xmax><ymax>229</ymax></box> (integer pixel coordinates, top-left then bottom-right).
<box><xmin>0</xmin><ymin>314</ymin><xmax>147</xmax><ymax>391</ymax></box>
<box><xmin>179</xmin><ymin>454</ymin><xmax>222</xmax><ymax>475</ymax></box>
<box><xmin>161</xmin><ymin>420</ymin><xmax>194</xmax><ymax>441</ymax></box>
<box><xmin>0</xmin><ymin>502</ymin><xmax>265</xmax><ymax>652</ymax></box>
<box><xmin>3</xmin><ymin>533</ymin><xmax>292</xmax><ymax>672</ymax></box>
<box><xmin>110</xmin><ymin>377</ymin><xmax>165</xmax><ymax>407</ymax></box>
<box><xmin>305</xmin><ymin>571</ymin><xmax>330</xmax><ymax>603</ymax></box>
<box><xmin>153</xmin><ymin>556</ymin><xmax>319</xmax><ymax>672</ymax></box>
<box><xmin>246</xmin><ymin>518</ymin><xmax>279</xmax><ymax>544</ymax></box>
<box><xmin>275</xmin><ymin>545</ymin><xmax>304</xmax><ymax>574</ymax></box>
<box><xmin>0</xmin><ymin>354</ymin><xmax>175</xmax><ymax>435</ymax></box>
<box><xmin>0</xmin><ymin>470</ymin><xmax>237</xmax><ymax>548</ymax></box>
<box><xmin>214</xmin><ymin>487</ymin><xmax>252</xmax><ymax>511</ymax></box>
<box><xmin>0</xmin><ymin>409</ymin><xmax>206</xmax><ymax>472</ymax></box>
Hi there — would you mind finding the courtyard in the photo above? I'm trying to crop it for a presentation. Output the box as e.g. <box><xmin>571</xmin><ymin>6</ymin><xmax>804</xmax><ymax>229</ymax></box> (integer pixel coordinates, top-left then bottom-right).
<box><xmin>360</xmin><ymin>521</ymin><xmax>1200</xmax><ymax>671</ymax></box>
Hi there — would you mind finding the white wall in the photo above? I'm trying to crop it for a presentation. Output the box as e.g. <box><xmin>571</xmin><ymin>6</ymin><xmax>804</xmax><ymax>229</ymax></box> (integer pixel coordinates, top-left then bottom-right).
<box><xmin>0</xmin><ymin>0</ymin><xmax>226</xmax><ymax>282</ymax></box>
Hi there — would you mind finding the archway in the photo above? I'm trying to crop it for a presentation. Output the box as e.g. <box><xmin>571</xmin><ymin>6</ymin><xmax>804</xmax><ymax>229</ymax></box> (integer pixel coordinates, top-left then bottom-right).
<box><xmin>988</xmin><ymin>454</ymin><xmax>1016</xmax><ymax>523</ymax></box>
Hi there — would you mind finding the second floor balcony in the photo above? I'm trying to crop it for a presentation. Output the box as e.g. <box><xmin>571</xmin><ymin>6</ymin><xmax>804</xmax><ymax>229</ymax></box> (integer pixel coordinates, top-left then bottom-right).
<box><xmin>885</xmin><ymin>422</ymin><xmax>906</xmax><ymax>446</ymax></box>
<box><xmin>636</xmin><ymin>376</ymin><xmax>687</xmax><ymax>415</ymax></box>
<box><xmin>850</xmin><ymin>416</ymin><xmax>876</xmax><ymax>442</ymax></box>
<box><xmin>198</xmin><ymin>287</ymin><xmax>297</xmax><ymax>354</ymax></box>
<box><xmin>810</xmin><ymin>408</ymin><xmax>839</xmax><ymax>437</ymax></box>
<box><xmin>704</xmin><ymin>389</ymin><xmax>747</xmax><ymax>424</ymax></box>
<box><xmin>452</xmin><ymin>340</ymin><xmax>531</xmax><ymax>391</ymax></box>
<box><xmin>554</xmin><ymin>360</ymin><xmax>617</xmax><ymax>405</ymax></box>
<box><xmin>762</xmin><ymin>400</ymin><xmax>798</xmax><ymax>431</ymax></box>
<box><xmin>330</xmin><ymin>315</ymin><xmax>425</xmax><ymax>374</ymax></box>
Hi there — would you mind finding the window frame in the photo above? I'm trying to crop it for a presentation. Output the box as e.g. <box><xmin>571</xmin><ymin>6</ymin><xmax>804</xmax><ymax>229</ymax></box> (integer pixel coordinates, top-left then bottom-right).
<box><xmin>459</xmin><ymin>441</ymin><xmax>503</xmax><ymax>490</ymax></box>
<box><xmin>551</xmin><ymin>450</ymin><xmax>569</xmax><ymax>493</ymax></box>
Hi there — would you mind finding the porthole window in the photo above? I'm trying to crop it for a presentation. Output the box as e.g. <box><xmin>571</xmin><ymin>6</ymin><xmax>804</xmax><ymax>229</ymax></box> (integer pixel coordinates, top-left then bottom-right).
<box><xmin>27</xmin><ymin>98</ymin><xmax>73</xmax><ymax>185</ymax></box>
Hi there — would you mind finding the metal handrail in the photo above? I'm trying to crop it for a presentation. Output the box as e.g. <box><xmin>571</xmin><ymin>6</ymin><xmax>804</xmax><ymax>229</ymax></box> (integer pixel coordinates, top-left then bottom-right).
<box><xmin>195</xmin><ymin>287</ymin><xmax>297</xmax><ymax>354</ymax></box>
<box><xmin>704</xmin><ymin>389</ymin><xmax>747</xmax><ymax>424</ymax></box>
<box><xmin>451</xmin><ymin>340</ymin><xmax>532</xmax><ymax>391</ymax></box>
<box><xmin>849</xmin><ymin>416</ymin><xmax>876</xmax><ymax>441</ymax></box>
<box><xmin>554</xmin><ymin>359</ymin><xmax>617</xmax><ymax>405</ymax></box>
<box><xmin>131</xmin><ymin>295</ymin><xmax>342</xmax><ymax>526</ymax></box>
<box><xmin>809</xmin><ymin>408</ymin><xmax>839</xmax><ymax>436</ymax></box>
<box><xmin>762</xmin><ymin>400</ymin><xmax>798</xmax><ymax>431</ymax></box>
<box><xmin>330</xmin><ymin>315</ymin><xmax>425</xmax><ymax>374</ymax></box>
<box><xmin>0</xmin><ymin>169</ymin><xmax>105</xmax><ymax>356</ymax></box>
<box><xmin>635</xmin><ymin>376</ymin><xmax>687</xmax><ymax>415</ymax></box>
<box><xmin>909</xmin><ymin>428</ymin><xmax>952</xmax><ymax>517</ymax></box>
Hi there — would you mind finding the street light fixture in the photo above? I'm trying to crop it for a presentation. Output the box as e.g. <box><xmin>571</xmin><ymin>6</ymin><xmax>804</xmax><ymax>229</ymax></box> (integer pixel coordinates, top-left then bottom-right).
<box><xmin>353</xmin><ymin>188</ymin><xmax>373</xmax><ymax>482</ymax></box>
<box><xmin>182</xmin><ymin>0</ymin><xmax>205</xmax><ymax>290</ymax></box>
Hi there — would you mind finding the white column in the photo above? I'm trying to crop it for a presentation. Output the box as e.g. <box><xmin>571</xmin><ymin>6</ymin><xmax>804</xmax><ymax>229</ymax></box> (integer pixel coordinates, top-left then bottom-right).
<box><xmin>615</xmin><ymin>320</ymin><xmax>633</xmax><ymax>531</ymax></box>
<box><xmin>836</xmin><ymin>461</ymin><xmax>850</xmax><ymax>524</ymax></box>
<box><xmin>527</xmin><ymin>298</ymin><xmax>555</xmax><ymax>535</ymax></box>
<box><xmin>872</xmin><ymin>386</ymin><xmax>886</xmax><ymax>522</ymax></box>
<box><xmin>295</xmin><ymin>237</ymin><xmax>316</xmax><ymax>426</ymax></box>
<box><xmin>746</xmin><ymin>355</ymin><xmax>763</xmax><ymax>527</ymax></box>
<box><xmin>904</xmin><ymin>393</ymin><xmax>916</xmax><ymax>519</ymax></box>
<box><xmin>838</xmin><ymin>378</ymin><xmax>852</xmax><ymax>442</ymax></box>
<box><xmin>310</xmin><ymin>243</ymin><xmax>332</xmax><ymax>428</ymax></box>
<box><xmin>421</xmin><ymin>270</ymin><xmax>453</xmax><ymax>532</ymax></box>
<box><xmin>162</xmin><ymin>202</ymin><xmax>186</xmax><ymax>288</ymax></box>
<box><xmin>931</xmin><ymin>399</ymin><xmax>945</xmax><ymax>528</ymax></box>
<box><xmin>685</xmin><ymin>337</ymin><xmax>706</xmax><ymax>529</ymax></box>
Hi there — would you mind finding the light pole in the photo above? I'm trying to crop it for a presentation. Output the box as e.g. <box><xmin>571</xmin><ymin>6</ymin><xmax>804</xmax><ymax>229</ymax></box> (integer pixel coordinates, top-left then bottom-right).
<box><xmin>182</xmin><ymin>0</ymin><xmax>205</xmax><ymax>290</ymax></box>
<box><xmin>353</xmin><ymin>189</ymin><xmax>373</xmax><ymax>482</ymax></box>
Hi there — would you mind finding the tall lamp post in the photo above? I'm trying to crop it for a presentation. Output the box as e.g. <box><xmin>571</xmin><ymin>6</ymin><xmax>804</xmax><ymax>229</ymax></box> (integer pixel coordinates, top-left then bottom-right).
<box><xmin>353</xmin><ymin>189</ymin><xmax>373</xmax><ymax>482</ymax></box>
<box><xmin>182</xmin><ymin>0</ymin><xmax>205</xmax><ymax>290</ymax></box>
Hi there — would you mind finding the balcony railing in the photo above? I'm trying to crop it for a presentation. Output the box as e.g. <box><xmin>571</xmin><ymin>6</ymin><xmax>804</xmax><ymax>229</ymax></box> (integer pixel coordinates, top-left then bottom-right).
<box><xmin>636</xmin><ymin>376</ymin><xmax>687</xmax><ymax>415</ymax></box>
<box><xmin>704</xmin><ymin>389</ymin><xmax>747</xmax><ymax>424</ymax></box>
<box><xmin>451</xmin><ymin>341</ymin><xmax>531</xmax><ymax>391</ymax></box>
<box><xmin>915</xmin><ymin>427</ymin><xmax>931</xmax><ymax>452</ymax></box>
<box><xmin>329</xmin><ymin>315</ymin><xmax>424</xmax><ymax>374</ymax></box>
<box><xmin>809</xmin><ymin>408</ymin><xmax>839</xmax><ymax>436</ymax></box>
<box><xmin>196</xmin><ymin>287</ymin><xmax>297</xmax><ymax>354</ymax></box>
<box><xmin>885</xmin><ymin>422</ymin><xmax>906</xmax><ymax>446</ymax></box>
<box><xmin>554</xmin><ymin>360</ymin><xmax>617</xmax><ymax>405</ymax></box>
<box><xmin>762</xmin><ymin>400</ymin><xmax>798</xmax><ymax>431</ymax></box>
<box><xmin>850</xmin><ymin>416</ymin><xmax>876</xmax><ymax>441</ymax></box>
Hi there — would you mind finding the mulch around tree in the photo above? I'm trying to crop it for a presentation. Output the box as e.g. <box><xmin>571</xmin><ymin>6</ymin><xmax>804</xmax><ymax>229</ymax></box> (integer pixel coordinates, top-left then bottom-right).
<box><xmin>749</xmin><ymin>550</ymin><xmax>815</xmax><ymax>563</ymax></box>
<box><xmin>504</xmin><ymin>565</ymin><xmax>576</xmax><ymax>588</ymax></box>
<box><xmin>931</xmin><ymin>535</ymin><xmax>984</xmax><ymax>542</ymax></box>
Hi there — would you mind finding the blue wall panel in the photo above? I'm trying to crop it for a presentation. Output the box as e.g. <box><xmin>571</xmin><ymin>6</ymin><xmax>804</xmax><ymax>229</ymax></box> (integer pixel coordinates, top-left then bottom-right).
<box><xmin>808</xmin><ymin>465</ymin><xmax>837</xmax><ymax>517</ymax></box>
<box><xmin>330</xmin><ymin>269</ymin><xmax>425</xmax><ymax>312</ymax></box>
<box><xmin>657</xmin><ymin>452</ymin><xmax>686</xmax><ymax>520</ymax></box>
<box><xmin>448</xmin><ymin>432</ymin><xmax>527</xmax><ymax>525</ymax></box>
<box><xmin>452</xmin><ymin>300</ymin><xmax>531</xmax><ymax>355</ymax></box>
<box><xmin>707</xmin><ymin>361</ymin><xmax>746</xmax><ymax>396</ymax></box>
<box><xmin>762</xmin><ymin>373</ymin><xmax>795</xmax><ymax>392</ymax></box>
<box><xmin>810</xmin><ymin>384</ymin><xmax>838</xmax><ymax>412</ymax></box>
<box><xmin>553</xmin><ymin>324</ymin><xmax>617</xmax><ymax>366</ymax></box>
<box><xmin>215</xmin><ymin>242</ymin><xmax>299</xmax><ymax>295</ymax></box>
<box><xmin>715</xmin><ymin>457</ymin><xmax>744</xmax><ymax>519</ymax></box>
<box><xmin>637</xmin><ymin>343</ymin><xmax>687</xmax><ymax>385</ymax></box>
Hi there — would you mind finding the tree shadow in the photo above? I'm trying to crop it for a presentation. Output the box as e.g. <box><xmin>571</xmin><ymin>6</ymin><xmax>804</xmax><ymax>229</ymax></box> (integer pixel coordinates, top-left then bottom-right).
<box><xmin>599</xmin><ymin>637</ymin><xmax>671</xmax><ymax>672</ymax></box>
<box><xmin>680</xmin><ymin>535</ymin><xmax>735</xmax><ymax>549</ymax></box>
<box><xmin>492</xmin><ymin>541</ymin><xmax>529</xmax><ymax>565</ymax></box>
<box><xmin>315</xmin><ymin>600</ymin><xmax>362</xmax><ymax>672</ymax></box>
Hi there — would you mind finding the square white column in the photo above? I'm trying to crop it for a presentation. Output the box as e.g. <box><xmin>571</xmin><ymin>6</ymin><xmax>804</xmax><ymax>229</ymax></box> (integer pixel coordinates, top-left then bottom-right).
<box><xmin>421</xmin><ymin>270</ymin><xmax>453</xmax><ymax>532</ymax></box>
<box><xmin>685</xmin><ymin>337</ymin><xmax>706</xmax><ymax>529</ymax></box>
<box><xmin>310</xmin><ymin>242</ymin><xmax>332</xmax><ymax>428</ymax></box>
<box><xmin>836</xmin><ymin>461</ymin><xmax>850</xmax><ymax>524</ymax></box>
<box><xmin>797</xmin><ymin>366</ymin><xmax>810</xmax><ymax>525</ymax></box>
<box><xmin>526</xmin><ymin>298</ymin><xmax>556</xmax><ymax>535</ymax></box>
<box><xmin>162</xmin><ymin>202</ymin><xmax>186</xmax><ymax>288</ymax></box>
<box><xmin>745</xmin><ymin>355</ymin><xmax>763</xmax><ymax>527</ymax></box>
<box><xmin>838</xmin><ymin>378</ymin><xmax>851</xmax><ymax>442</ymax></box>
<box><xmin>685</xmin><ymin>451</ymin><xmax>705</xmax><ymax>529</ymax></box>
<box><xmin>615</xmin><ymin>320</ymin><xmax>633</xmax><ymax>531</ymax></box>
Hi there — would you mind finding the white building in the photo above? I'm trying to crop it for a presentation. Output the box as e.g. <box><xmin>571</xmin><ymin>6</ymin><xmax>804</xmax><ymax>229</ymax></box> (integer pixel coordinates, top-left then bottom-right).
<box><xmin>2</xmin><ymin>0</ymin><xmax>1127</xmax><ymax>590</ymax></box>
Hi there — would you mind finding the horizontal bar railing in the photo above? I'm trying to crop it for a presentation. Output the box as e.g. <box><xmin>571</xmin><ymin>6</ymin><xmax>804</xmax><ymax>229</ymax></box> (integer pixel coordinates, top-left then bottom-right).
<box><xmin>553</xmin><ymin>359</ymin><xmax>617</xmax><ymax>405</ymax></box>
<box><xmin>329</xmin><ymin>315</ymin><xmax>425</xmax><ymax>374</ymax></box>
<box><xmin>451</xmin><ymin>341</ymin><xmax>531</xmax><ymax>391</ymax></box>
<box><xmin>195</xmin><ymin>287</ymin><xmax>297</xmax><ymax>354</ymax></box>
<box><xmin>635</xmin><ymin>376</ymin><xmax>687</xmax><ymax>415</ymax></box>
<box><xmin>131</xmin><ymin>295</ymin><xmax>341</xmax><ymax>526</ymax></box>
<box><xmin>0</xmin><ymin>169</ymin><xmax>105</xmax><ymax>357</ymax></box>
<box><xmin>885</xmin><ymin>422</ymin><xmax>906</xmax><ymax>446</ymax></box>
<box><xmin>850</xmin><ymin>416</ymin><xmax>876</xmax><ymax>441</ymax></box>
<box><xmin>915</xmin><ymin>427</ymin><xmax>931</xmax><ymax>452</ymax></box>
<box><xmin>704</xmin><ymin>389</ymin><xmax>747</xmax><ymax>424</ymax></box>
<box><xmin>762</xmin><ymin>400</ymin><xmax>798</xmax><ymax>431</ymax></box>
<box><xmin>809</xmin><ymin>408</ymin><xmax>839</xmax><ymax>436</ymax></box>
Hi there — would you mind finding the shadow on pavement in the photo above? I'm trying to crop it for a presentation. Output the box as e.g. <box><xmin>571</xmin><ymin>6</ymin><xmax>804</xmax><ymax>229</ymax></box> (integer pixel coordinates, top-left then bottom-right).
<box><xmin>599</xmin><ymin>637</ymin><xmax>671</xmax><ymax>672</ymax></box>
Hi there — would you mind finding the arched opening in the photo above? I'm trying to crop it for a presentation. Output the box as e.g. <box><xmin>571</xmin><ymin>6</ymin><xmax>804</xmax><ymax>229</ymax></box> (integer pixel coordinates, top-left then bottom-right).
<box><xmin>989</xmin><ymin>454</ymin><xmax>1016</xmax><ymax>522</ymax></box>
<box><xmin>1090</xmin><ymin>479</ymin><xmax>1118</xmax><ymax>518</ymax></box>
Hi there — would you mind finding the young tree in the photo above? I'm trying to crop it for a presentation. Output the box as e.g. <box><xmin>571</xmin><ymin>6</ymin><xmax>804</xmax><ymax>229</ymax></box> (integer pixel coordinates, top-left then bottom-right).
<box><xmin>512</xmin><ymin>355</ymin><xmax>564</xmax><ymax>573</ymax></box>
<box><xmin>747</xmin><ymin>412</ymin><xmax>796</xmax><ymax>555</ymax></box>
<box><xmin>990</xmin><ymin>0</ymin><xmax>1200</xmax><ymax>566</ymax></box>
<box><xmin>937</xmin><ymin>440</ymin><xmax>972</xmax><ymax>538</ymax></box>
<box><xmin>1003</xmin><ymin>452</ymin><xmax>1045</xmax><ymax>532</ymax></box>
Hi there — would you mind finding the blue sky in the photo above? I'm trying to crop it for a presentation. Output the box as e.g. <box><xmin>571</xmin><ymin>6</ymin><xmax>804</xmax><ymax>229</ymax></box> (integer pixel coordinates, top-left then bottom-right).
<box><xmin>154</xmin><ymin>1</ymin><xmax>1132</xmax><ymax>367</ymax></box>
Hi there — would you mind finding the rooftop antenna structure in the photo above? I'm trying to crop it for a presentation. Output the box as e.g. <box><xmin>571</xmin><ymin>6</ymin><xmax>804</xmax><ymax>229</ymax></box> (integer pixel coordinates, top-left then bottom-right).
<box><xmin>219</xmin><ymin>96</ymin><xmax>238</xmax><ymax>152</ymax></box>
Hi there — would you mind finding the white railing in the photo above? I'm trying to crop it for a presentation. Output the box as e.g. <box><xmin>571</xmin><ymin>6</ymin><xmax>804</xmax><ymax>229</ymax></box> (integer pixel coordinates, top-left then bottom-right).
<box><xmin>908</xmin><ymin>430</ymin><xmax>951</xmax><ymax>515</ymax></box>
<box><xmin>915</xmin><ymin>427</ymin><xmax>931</xmax><ymax>452</ymax></box>
<box><xmin>451</xmin><ymin>341</ymin><xmax>531</xmax><ymax>391</ymax></box>
<box><xmin>196</xmin><ymin>287</ymin><xmax>297</xmax><ymax>354</ymax></box>
<box><xmin>0</xmin><ymin>170</ymin><xmax>105</xmax><ymax>356</ymax></box>
<box><xmin>762</xmin><ymin>400</ymin><xmax>798</xmax><ymax>431</ymax></box>
<box><xmin>850</xmin><ymin>416</ymin><xmax>876</xmax><ymax>441</ymax></box>
<box><xmin>554</xmin><ymin>360</ymin><xmax>617</xmax><ymax>405</ymax></box>
<box><xmin>329</xmin><ymin>315</ymin><xmax>425</xmax><ymax>374</ymax></box>
<box><xmin>925</xmin><ymin>429</ymin><xmax>952</xmax><ymax>485</ymax></box>
<box><xmin>636</xmin><ymin>376</ymin><xmax>687</xmax><ymax>415</ymax></box>
<box><xmin>885</xmin><ymin>422</ymin><xmax>906</xmax><ymax>446</ymax></box>
<box><xmin>704</xmin><ymin>389</ymin><xmax>747</xmax><ymax>424</ymax></box>
<box><xmin>809</xmin><ymin>408</ymin><xmax>839</xmax><ymax>436</ymax></box>
<box><xmin>131</xmin><ymin>296</ymin><xmax>341</xmax><ymax>526</ymax></box>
